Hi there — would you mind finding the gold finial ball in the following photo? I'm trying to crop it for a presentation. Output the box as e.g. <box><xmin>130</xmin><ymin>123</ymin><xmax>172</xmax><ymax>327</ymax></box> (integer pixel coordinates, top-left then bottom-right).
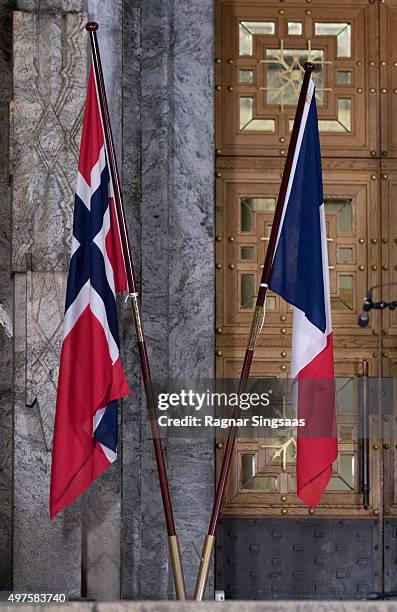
<box><xmin>86</xmin><ymin>22</ymin><xmax>99</xmax><ymax>31</ymax></box>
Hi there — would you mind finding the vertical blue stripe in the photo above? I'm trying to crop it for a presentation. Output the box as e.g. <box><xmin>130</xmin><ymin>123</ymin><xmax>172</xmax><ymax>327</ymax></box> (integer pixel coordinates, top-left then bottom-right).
<box><xmin>269</xmin><ymin>94</ymin><xmax>326</xmax><ymax>333</ymax></box>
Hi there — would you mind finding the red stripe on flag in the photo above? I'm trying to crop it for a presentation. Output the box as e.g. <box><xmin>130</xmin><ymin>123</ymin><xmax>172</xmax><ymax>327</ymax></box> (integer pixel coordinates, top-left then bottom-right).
<box><xmin>297</xmin><ymin>333</ymin><xmax>337</xmax><ymax>508</ymax></box>
<box><xmin>50</xmin><ymin>307</ymin><xmax>130</xmax><ymax>518</ymax></box>
<box><xmin>106</xmin><ymin>197</ymin><xmax>128</xmax><ymax>292</ymax></box>
<box><xmin>78</xmin><ymin>67</ymin><xmax>104</xmax><ymax>185</ymax></box>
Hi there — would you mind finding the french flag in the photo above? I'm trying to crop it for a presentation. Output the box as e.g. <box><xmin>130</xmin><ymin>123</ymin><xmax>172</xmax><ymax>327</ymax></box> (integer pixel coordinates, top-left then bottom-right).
<box><xmin>50</xmin><ymin>67</ymin><xmax>130</xmax><ymax>518</ymax></box>
<box><xmin>269</xmin><ymin>78</ymin><xmax>338</xmax><ymax>507</ymax></box>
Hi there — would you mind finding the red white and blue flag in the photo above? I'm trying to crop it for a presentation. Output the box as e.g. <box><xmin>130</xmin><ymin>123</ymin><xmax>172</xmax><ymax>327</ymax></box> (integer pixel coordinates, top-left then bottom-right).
<box><xmin>50</xmin><ymin>67</ymin><xmax>130</xmax><ymax>518</ymax></box>
<box><xmin>269</xmin><ymin>78</ymin><xmax>337</xmax><ymax>508</ymax></box>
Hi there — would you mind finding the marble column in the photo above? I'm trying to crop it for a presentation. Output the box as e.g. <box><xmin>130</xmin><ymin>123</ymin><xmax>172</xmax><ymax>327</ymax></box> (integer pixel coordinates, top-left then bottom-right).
<box><xmin>120</xmin><ymin>0</ymin><xmax>143</xmax><ymax>600</ymax></box>
<box><xmin>167</xmin><ymin>0</ymin><xmax>215</xmax><ymax>597</ymax></box>
<box><xmin>120</xmin><ymin>0</ymin><xmax>172</xmax><ymax>599</ymax></box>
<box><xmin>120</xmin><ymin>0</ymin><xmax>215</xmax><ymax>599</ymax></box>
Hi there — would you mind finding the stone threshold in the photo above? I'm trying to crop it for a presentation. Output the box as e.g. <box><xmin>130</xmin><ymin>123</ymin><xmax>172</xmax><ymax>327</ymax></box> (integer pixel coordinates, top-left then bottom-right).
<box><xmin>1</xmin><ymin>602</ymin><xmax>397</xmax><ymax>612</ymax></box>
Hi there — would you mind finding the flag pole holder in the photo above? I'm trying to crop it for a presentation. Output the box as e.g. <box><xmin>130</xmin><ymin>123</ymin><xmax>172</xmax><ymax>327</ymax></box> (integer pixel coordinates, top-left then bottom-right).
<box><xmin>193</xmin><ymin>62</ymin><xmax>316</xmax><ymax>601</ymax></box>
<box><xmin>85</xmin><ymin>22</ymin><xmax>186</xmax><ymax>601</ymax></box>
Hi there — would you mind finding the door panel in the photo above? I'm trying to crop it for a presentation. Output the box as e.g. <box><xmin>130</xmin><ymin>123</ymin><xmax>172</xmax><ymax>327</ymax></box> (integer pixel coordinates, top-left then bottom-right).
<box><xmin>215</xmin><ymin>158</ymin><xmax>381</xmax><ymax>348</ymax></box>
<box><xmin>217</xmin><ymin>519</ymin><xmax>382</xmax><ymax>599</ymax></box>
<box><xmin>217</xmin><ymin>359</ymin><xmax>382</xmax><ymax>518</ymax></box>
<box><xmin>384</xmin><ymin>519</ymin><xmax>397</xmax><ymax>593</ymax></box>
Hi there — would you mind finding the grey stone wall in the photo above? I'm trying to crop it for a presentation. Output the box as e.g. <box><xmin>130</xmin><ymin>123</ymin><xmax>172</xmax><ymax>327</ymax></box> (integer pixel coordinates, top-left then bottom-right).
<box><xmin>0</xmin><ymin>0</ymin><xmax>15</xmax><ymax>592</ymax></box>
<box><xmin>119</xmin><ymin>0</ymin><xmax>143</xmax><ymax>601</ymax></box>
<box><xmin>5</xmin><ymin>0</ymin><xmax>214</xmax><ymax>599</ymax></box>
<box><xmin>11</xmin><ymin>9</ymin><xmax>87</xmax><ymax>596</ymax></box>
<box><xmin>10</xmin><ymin>0</ymin><xmax>126</xmax><ymax>599</ymax></box>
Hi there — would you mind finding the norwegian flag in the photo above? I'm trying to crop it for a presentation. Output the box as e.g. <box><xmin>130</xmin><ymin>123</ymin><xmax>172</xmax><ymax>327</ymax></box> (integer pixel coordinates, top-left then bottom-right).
<box><xmin>269</xmin><ymin>77</ymin><xmax>337</xmax><ymax>507</ymax></box>
<box><xmin>50</xmin><ymin>67</ymin><xmax>130</xmax><ymax>518</ymax></box>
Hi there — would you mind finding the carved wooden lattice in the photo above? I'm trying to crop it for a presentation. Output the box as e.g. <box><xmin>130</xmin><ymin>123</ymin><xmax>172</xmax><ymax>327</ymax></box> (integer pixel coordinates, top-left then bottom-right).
<box><xmin>216</xmin><ymin>0</ymin><xmax>379</xmax><ymax>157</ymax></box>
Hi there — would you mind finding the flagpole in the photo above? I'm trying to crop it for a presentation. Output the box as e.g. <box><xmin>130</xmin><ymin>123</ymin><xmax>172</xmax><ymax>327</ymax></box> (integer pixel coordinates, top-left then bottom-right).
<box><xmin>193</xmin><ymin>62</ymin><xmax>316</xmax><ymax>601</ymax></box>
<box><xmin>85</xmin><ymin>23</ymin><xmax>187</xmax><ymax>601</ymax></box>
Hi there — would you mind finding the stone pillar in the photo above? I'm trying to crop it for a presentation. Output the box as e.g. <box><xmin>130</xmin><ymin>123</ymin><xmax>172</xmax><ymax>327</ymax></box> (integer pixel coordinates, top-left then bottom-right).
<box><xmin>120</xmin><ymin>0</ymin><xmax>215</xmax><ymax>599</ymax></box>
<box><xmin>120</xmin><ymin>1</ymin><xmax>143</xmax><ymax>600</ymax></box>
<box><xmin>167</xmin><ymin>0</ymin><xmax>215</xmax><ymax>597</ymax></box>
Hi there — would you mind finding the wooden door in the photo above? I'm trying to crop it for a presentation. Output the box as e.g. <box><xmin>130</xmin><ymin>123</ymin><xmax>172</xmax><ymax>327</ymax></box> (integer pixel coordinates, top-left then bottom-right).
<box><xmin>215</xmin><ymin>0</ymin><xmax>397</xmax><ymax>599</ymax></box>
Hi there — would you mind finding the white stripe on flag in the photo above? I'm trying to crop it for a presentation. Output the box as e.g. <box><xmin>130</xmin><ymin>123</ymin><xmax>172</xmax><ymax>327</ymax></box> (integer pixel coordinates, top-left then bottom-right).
<box><xmin>92</xmin><ymin>205</ymin><xmax>117</xmax><ymax>298</ymax></box>
<box><xmin>71</xmin><ymin>235</ymin><xmax>80</xmax><ymax>257</ymax></box>
<box><xmin>291</xmin><ymin>309</ymin><xmax>327</xmax><ymax>378</ymax></box>
<box><xmin>290</xmin><ymin>208</ymin><xmax>331</xmax><ymax>378</ymax></box>
<box><xmin>93</xmin><ymin>406</ymin><xmax>106</xmax><ymax>432</ymax></box>
<box><xmin>75</xmin><ymin>145</ymin><xmax>107</xmax><ymax>210</ymax></box>
<box><xmin>63</xmin><ymin>280</ymin><xmax>90</xmax><ymax>339</ymax></box>
<box><xmin>89</xmin><ymin>285</ymin><xmax>119</xmax><ymax>365</ymax></box>
<box><xmin>63</xmin><ymin>280</ymin><xmax>120</xmax><ymax>365</ymax></box>
<box><xmin>99</xmin><ymin>443</ymin><xmax>117</xmax><ymax>463</ymax></box>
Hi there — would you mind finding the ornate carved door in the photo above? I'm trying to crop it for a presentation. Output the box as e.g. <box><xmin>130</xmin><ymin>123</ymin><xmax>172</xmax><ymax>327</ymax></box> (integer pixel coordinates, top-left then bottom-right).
<box><xmin>215</xmin><ymin>0</ymin><xmax>397</xmax><ymax>599</ymax></box>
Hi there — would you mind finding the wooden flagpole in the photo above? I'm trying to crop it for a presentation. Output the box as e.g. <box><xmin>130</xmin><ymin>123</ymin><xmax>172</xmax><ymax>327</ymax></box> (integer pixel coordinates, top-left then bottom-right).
<box><xmin>193</xmin><ymin>62</ymin><xmax>316</xmax><ymax>600</ymax></box>
<box><xmin>85</xmin><ymin>23</ymin><xmax>187</xmax><ymax>601</ymax></box>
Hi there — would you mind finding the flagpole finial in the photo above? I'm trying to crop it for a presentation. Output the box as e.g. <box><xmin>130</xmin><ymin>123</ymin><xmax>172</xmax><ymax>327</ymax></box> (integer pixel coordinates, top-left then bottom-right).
<box><xmin>86</xmin><ymin>22</ymin><xmax>99</xmax><ymax>31</ymax></box>
<box><xmin>303</xmin><ymin>61</ymin><xmax>315</xmax><ymax>73</ymax></box>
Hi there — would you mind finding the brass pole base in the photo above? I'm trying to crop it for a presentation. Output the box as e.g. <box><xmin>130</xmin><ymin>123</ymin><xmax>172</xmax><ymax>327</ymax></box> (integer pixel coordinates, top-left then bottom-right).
<box><xmin>193</xmin><ymin>534</ymin><xmax>216</xmax><ymax>601</ymax></box>
<box><xmin>168</xmin><ymin>535</ymin><xmax>187</xmax><ymax>600</ymax></box>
